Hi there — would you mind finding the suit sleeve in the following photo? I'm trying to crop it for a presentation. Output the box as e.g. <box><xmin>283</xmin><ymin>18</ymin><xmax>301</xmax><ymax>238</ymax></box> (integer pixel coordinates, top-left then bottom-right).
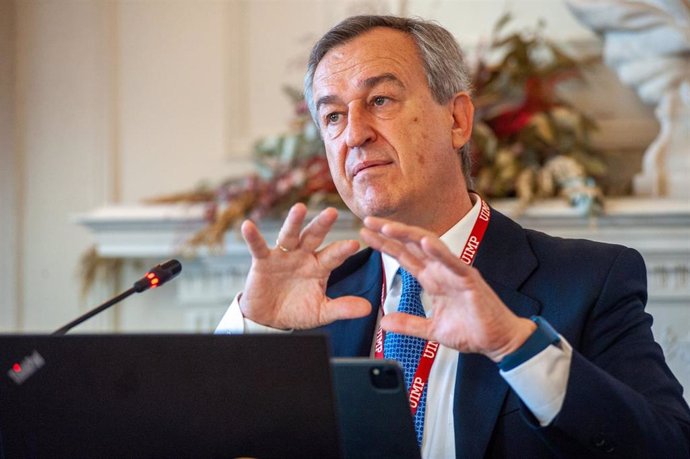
<box><xmin>527</xmin><ymin>247</ymin><xmax>690</xmax><ymax>457</ymax></box>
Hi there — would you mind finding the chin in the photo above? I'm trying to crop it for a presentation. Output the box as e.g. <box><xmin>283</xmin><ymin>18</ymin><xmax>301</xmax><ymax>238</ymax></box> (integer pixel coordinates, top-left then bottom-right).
<box><xmin>342</xmin><ymin>189</ymin><xmax>400</xmax><ymax>221</ymax></box>
<box><xmin>355</xmin><ymin>202</ymin><xmax>399</xmax><ymax>221</ymax></box>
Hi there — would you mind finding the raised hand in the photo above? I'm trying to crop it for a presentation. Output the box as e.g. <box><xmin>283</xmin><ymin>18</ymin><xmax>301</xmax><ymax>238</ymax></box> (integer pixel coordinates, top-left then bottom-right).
<box><xmin>239</xmin><ymin>203</ymin><xmax>371</xmax><ymax>330</ymax></box>
<box><xmin>361</xmin><ymin>216</ymin><xmax>535</xmax><ymax>362</ymax></box>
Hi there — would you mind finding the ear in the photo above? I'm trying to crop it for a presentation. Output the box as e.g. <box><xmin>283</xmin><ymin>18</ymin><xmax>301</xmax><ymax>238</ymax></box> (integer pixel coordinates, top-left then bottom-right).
<box><xmin>450</xmin><ymin>92</ymin><xmax>474</xmax><ymax>150</ymax></box>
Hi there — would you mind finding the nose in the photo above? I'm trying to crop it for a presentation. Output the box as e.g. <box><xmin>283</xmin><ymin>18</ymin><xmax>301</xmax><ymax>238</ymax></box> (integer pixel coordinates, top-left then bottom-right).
<box><xmin>345</xmin><ymin>103</ymin><xmax>376</xmax><ymax>148</ymax></box>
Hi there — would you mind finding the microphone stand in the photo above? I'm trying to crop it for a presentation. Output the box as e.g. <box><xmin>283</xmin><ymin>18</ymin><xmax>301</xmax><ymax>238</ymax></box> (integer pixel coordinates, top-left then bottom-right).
<box><xmin>52</xmin><ymin>259</ymin><xmax>182</xmax><ymax>336</ymax></box>
<box><xmin>52</xmin><ymin>288</ymin><xmax>137</xmax><ymax>336</ymax></box>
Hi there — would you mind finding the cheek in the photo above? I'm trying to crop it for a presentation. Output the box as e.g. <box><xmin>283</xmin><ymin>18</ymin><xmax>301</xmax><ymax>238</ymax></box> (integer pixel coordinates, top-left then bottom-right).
<box><xmin>325</xmin><ymin>156</ymin><xmax>357</xmax><ymax>210</ymax></box>
<box><xmin>410</xmin><ymin>125</ymin><xmax>431</xmax><ymax>167</ymax></box>
<box><xmin>410</xmin><ymin>116</ymin><xmax>425</xmax><ymax>168</ymax></box>
<box><xmin>412</xmin><ymin>117</ymin><xmax>454</xmax><ymax>168</ymax></box>
<box><xmin>324</xmin><ymin>149</ymin><xmax>350</xmax><ymax>191</ymax></box>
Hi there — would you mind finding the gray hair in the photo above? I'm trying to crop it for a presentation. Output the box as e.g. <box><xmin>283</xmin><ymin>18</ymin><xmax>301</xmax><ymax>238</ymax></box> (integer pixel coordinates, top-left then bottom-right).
<box><xmin>304</xmin><ymin>15</ymin><xmax>474</xmax><ymax>185</ymax></box>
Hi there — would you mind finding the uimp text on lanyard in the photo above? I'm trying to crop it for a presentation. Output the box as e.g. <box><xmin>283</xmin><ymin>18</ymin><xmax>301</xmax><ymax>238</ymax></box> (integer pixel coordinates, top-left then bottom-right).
<box><xmin>374</xmin><ymin>198</ymin><xmax>491</xmax><ymax>415</ymax></box>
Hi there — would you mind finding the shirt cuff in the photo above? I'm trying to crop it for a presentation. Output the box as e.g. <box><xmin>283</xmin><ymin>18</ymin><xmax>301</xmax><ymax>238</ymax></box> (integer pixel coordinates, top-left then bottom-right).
<box><xmin>499</xmin><ymin>335</ymin><xmax>573</xmax><ymax>426</ymax></box>
<box><xmin>214</xmin><ymin>292</ymin><xmax>291</xmax><ymax>335</ymax></box>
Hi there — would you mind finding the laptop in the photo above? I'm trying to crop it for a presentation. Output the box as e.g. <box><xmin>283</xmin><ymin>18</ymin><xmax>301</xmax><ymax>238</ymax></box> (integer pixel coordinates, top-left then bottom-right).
<box><xmin>331</xmin><ymin>359</ymin><xmax>421</xmax><ymax>459</ymax></box>
<box><xmin>0</xmin><ymin>334</ymin><xmax>342</xmax><ymax>458</ymax></box>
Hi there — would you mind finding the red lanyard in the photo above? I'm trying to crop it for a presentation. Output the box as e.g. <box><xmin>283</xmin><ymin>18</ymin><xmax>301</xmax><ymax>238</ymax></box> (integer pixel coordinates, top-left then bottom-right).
<box><xmin>374</xmin><ymin>199</ymin><xmax>491</xmax><ymax>415</ymax></box>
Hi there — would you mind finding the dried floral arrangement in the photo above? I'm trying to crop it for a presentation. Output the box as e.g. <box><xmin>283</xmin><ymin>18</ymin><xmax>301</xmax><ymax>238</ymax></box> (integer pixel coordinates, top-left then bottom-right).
<box><xmin>146</xmin><ymin>16</ymin><xmax>606</xmax><ymax>250</ymax></box>
<box><xmin>470</xmin><ymin>15</ymin><xmax>605</xmax><ymax>214</ymax></box>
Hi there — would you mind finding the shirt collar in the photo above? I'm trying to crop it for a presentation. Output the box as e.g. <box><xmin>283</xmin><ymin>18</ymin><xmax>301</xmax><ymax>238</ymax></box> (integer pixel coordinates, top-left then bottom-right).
<box><xmin>381</xmin><ymin>192</ymin><xmax>483</xmax><ymax>294</ymax></box>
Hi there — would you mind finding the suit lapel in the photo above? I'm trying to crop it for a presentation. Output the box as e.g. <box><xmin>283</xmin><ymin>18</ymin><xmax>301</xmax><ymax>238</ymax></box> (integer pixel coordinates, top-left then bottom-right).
<box><xmin>453</xmin><ymin>208</ymin><xmax>542</xmax><ymax>458</ymax></box>
<box><xmin>316</xmin><ymin>248</ymin><xmax>383</xmax><ymax>357</ymax></box>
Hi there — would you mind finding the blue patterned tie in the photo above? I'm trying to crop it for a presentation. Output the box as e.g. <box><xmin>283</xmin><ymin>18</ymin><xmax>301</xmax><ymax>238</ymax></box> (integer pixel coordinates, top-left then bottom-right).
<box><xmin>384</xmin><ymin>268</ymin><xmax>427</xmax><ymax>447</ymax></box>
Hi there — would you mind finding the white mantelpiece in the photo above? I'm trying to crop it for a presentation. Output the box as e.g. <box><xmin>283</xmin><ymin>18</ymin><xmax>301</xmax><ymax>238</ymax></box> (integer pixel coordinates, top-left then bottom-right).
<box><xmin>76</xmin><ymin>198</ymin><xmax>690</xmax><ymax>399</ymax></box>
<box><xmin>77</xmin><ymin>198</ymin><xmax>690</xmax><ymax>304</ymax></box>
<box><xmin>77</xmin><ymin>198</ymin><xmax>690</xmax><ymax>306</ymax></box>
<box><xmin>76</xmin><ymin>204</ymin><xmax>361</xmax><ymax>258</ymax></box>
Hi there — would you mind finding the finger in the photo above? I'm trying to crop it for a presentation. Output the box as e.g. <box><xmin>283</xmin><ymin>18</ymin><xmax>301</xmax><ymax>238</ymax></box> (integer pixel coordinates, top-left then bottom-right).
<box><xmin>364</xmin><ymin>216</ymin><xmax>432</xmax><ymax>243</ymax></box>
<box><xmin>421</xmin><ymin>236</ymin><xmax>473</xmax><ymax>277</ymax></box>
<box><xmin>364</xmin><ymin>218</ymin><xmax>431</xmax><ymax>267</ymax></box>
<box><xmin>380</xmin><ymin>220</ymin><xmax>435</xmax><ymax>246</ymax></box>
<box><xmin>402</xmin><ymin>239</ymin><xmax>428</xmax><ymax>263</ymax></box>
<box><xmin>317</xmin><ymin>239</ymin><xmax>361</xmax><ymax>272</ymax></box>
<box><xmin>241</xmin><ymin>220</ymin><xmax>270</xmax><ymax>259</ymax></box>
<box><xmin>360</xmin><ymin>228</ymin><xmax>426</xmax><ymax>274</ymax></box>
<box><xmin>275</xmin><ymin>203</ymin><xmax>308</xmax><ymax>250</ymax></box>
<box><xmin>381</xmin><ymin>313</ymin><xmax>432</xmax><ymax>342</ymax></box>
<box><xmin>360</xmin><ymin>227</ymin><xmax>405</xmax><ymax>258</ymax></box>
<box><xmin>362</xmin><ymin>215</ymin><xmax>390</xmax><ymax>232</ymax></box>
<box><xmin>299</xmin><ymin>207</ymin><xmax>338</xmax><ymax>252</ymax></box>
<box><xmin>364</xmin><ymin>217</ymin><xmax>436</xmax><ymax>258</ymax></box>
<box><xmin>320</xmin><ymin>296</ymin><xmax>372</xmax><ymax>323</ymax></box>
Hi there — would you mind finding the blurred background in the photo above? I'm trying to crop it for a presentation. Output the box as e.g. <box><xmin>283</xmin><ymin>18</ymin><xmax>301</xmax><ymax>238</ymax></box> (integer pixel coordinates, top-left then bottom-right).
<box><xmin>1</xmin><ymin>0</ymin><xmax>687</xmax><ymax>345</ymax></box>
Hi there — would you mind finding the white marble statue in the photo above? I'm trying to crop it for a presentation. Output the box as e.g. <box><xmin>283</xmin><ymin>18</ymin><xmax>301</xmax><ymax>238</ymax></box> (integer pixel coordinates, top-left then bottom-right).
<box><xmin>565</xmin><ymin>0</ymin><xmax>690</xmax><ymax>198</ymax></box>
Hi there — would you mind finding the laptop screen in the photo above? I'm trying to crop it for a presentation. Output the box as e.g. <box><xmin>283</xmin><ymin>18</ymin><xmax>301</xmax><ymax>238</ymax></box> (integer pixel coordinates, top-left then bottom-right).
<box><xmin>0</xmin><ymin>334</ymin><xmax>342</xmax><ymax>458</ymax></box>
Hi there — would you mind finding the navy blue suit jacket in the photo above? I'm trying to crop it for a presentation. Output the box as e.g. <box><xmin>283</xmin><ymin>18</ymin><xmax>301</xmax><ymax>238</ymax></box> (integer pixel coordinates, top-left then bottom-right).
<box><xmin>319</xmin><ymin>209</ymin><xmax>690</xmax><ymax>458</ymax></box>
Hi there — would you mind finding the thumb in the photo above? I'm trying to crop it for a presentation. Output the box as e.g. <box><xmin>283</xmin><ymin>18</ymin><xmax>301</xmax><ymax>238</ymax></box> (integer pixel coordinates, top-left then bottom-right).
<box><xmin>320</xmin><ymin>296</ymin><xmax>372</xmax><ymax>324</ymax></box>
<box><xmin>381</xmin><ymin>312</ymin><xmax>431</xmax><ymax>341</ymax></box>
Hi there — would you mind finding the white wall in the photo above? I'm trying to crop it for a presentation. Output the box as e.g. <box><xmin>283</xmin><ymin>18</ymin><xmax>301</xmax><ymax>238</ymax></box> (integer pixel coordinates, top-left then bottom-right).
<box><xmin>0</xmin><ymin>0</ymin><xmax>19</xmax><ymax>331</ymax></box>
<box><xmin>2</xmin><ymin>0</ymin><xmax>649</xmax><ymax>332</ymax></box>
<box><xmin>118</xmin><ymin>1</ymin><xmax>238</xmax><ymax>201</ymax></box>
<box><xmin>13</xmin><ymin>1</ymin><xmax>115</xmax><ymax>331</ymax></box>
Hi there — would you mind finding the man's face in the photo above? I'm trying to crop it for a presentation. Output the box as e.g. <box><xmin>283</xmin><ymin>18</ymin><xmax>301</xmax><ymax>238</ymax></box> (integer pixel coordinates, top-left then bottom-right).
<box><xmin>311</xmin><ymin>27</ymin><xmax>473</xmax><ymax>230</ymax></box>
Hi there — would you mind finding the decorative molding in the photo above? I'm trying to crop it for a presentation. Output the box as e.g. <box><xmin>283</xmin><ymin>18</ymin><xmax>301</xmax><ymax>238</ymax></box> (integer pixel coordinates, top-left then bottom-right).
<box><xmin>185</xmin><ymin>308</ymin><xmax>227</xmax><ymax>333</ymax></box>
<box><xmin>76</xmin><ymin>197</ymin><xmax>690</xmax><ymax>305</ymax></box>
<box><xmin>177</xmin><ymin>258</ymin><xmax>250</xmax><ymax>304</ymax></box>
<box><xmin>656</xmin><ymin>326</ymin><xmax>690</xmax><ymax>396</ymax></box>
<box><xmin>645</xmin><ymin>259</ymin><xmax>690</xmax><ymax>300</ymax></box>
<box><xmin>74</xmin><ymin>204</ymin><xmax>361</xmax><ymax>258</ymax></box>
<box><xmin>658</xmin><ymin>326</ymin><xmax>690</xmax><ymax>369</ymax></box>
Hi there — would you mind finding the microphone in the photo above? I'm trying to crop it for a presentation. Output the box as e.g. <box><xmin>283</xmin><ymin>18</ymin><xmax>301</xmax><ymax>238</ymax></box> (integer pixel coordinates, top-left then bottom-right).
<box><xmin>53</xmin><ymin>259</ymin><xmax>182</xmax><ymax>336</ymax></box>
<box><xmin>132</xmin><ymin>259</ymin><xmax>182</xmax><ymax>293</ymax></box>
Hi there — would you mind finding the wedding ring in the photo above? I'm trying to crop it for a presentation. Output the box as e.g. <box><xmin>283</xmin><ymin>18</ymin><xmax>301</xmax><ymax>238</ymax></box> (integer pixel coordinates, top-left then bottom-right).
<box><xmin>277</xmin><ymin>244</ymin><xmax>290</xmax><ymax>253</ymax></box>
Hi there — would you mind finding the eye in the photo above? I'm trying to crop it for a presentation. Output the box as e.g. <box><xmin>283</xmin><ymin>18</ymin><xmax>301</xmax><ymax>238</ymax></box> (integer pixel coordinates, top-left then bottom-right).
<box><xmin>326</xmin><ymin>112</ymin><xmax>342</xmax><ymax>125</ymax></box>
<box><xmin>372</xmin><ymin>96</ymin><xmax>388</xmax><ymax>106</ymax></box>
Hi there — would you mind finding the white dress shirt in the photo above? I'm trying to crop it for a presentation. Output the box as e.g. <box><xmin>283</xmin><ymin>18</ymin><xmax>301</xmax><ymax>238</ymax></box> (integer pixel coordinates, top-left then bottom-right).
<box><xmin>215</xmin><ymin>195</ymin><xmax>572</xmax><ymax>458</ymax></box>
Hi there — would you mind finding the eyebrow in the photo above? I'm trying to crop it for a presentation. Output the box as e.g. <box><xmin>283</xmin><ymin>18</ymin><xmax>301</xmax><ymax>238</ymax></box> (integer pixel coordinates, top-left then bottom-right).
<box><xmin>315</xmin><ymin>73</ymin><xmax>405</xmax><ymax>113</ymax></box>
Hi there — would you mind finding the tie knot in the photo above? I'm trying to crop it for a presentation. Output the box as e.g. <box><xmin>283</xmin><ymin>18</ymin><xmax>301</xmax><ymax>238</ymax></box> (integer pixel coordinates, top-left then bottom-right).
<box><xmin>398</xmin><ymin>268</ymin><xmax>424</xmax><ymax>317</ymax></box>
<box><xmin>400</xmin><ymin>268</ymin><xmax>421</xmax><ymax>293</ymax></box>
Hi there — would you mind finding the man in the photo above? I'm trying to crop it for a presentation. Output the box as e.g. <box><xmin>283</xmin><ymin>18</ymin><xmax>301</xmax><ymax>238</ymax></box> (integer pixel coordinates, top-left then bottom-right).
<box><xmin>217</xmin><ymin>15</ymin><xmax>690</xmax><ymax>458</ymax></box>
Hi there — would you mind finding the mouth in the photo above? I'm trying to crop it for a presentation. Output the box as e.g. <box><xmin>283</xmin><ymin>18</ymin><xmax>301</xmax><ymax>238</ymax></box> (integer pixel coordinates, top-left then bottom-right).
<box><xmin>352</xmin><ymin>160</ymin><xmax>393</xmax><ymax>178</ymax></box>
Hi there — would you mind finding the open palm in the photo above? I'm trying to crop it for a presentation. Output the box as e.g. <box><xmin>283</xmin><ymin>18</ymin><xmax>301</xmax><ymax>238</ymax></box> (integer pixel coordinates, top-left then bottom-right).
<box><xmin>361</xmin><ymin>216</ymin><xmax>535</xmax><ymax>362</ymax></box>
<box><xmin>239</xmin><ymin>203</ymin><xmax>371</xmax><ymax>330</ymax></box>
